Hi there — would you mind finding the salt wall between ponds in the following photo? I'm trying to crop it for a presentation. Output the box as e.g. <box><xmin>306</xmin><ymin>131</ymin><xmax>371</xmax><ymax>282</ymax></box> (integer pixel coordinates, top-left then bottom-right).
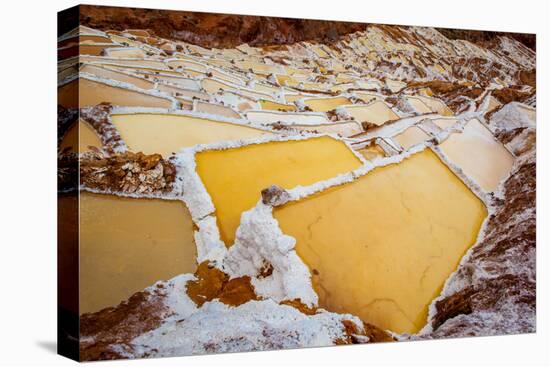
<box><xmin>195</xmin><ymin>136</ymin><xmax>363</xmax><ymax>245</ymax></box>
<box><xmin>273</xmin><ymin>149</ymin><xmax>487</xmax><ymax>333</ymax></box>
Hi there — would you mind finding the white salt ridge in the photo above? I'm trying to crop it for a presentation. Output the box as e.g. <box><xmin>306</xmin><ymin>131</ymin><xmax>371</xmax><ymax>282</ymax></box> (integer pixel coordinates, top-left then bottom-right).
<box><xmin>488</xmin><ymin>102</ymin><xmax>536</xmax><ymax>133</ymax></box>
<box><xmin>130</xmin><ymin>297</ymin><xmax>365</xmax><ymax>358</ymax></box>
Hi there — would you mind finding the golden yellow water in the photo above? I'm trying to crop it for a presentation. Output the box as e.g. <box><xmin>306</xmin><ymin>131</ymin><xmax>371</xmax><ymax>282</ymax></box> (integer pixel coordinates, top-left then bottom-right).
<box><xmin>417</xmin><ymin>96</ymin><xmax>453</xmax><ymax>117</ymax></box>
<box><xmin>439</xmin><ymin>118</ymin><xmax>515</xmax><ymax>192</ymax></box>
<box><xmin>59</xmin><ymin>119</ymin><xmax>102</xmax><ymax>153</ymax></box>
<box><xmin>80</xmin><ymin>64</ymin><xmax>155</xmax><ymax>90</ymax></box>
<box><xmin>345</xmin><ymin>101</ymin><xmax>399</xmax><ymax>126</ymax></box>
<box><xmin>358</xmin><ymin>143</ymin><xmax>386</xmax><ymax>160</ymax></box>
<box><xmin>354</xmin><ymin>92</ymin><xmax>382</xmax><ymax>103</ymax></box>
<box><xmin>79</xmin><ymin>78</ymin><xmax>173</xmax><ymax>108</ymax></box>
<box><xmin>79</xmin><ymin>44</ymin><xmax>115</xmax><ymax>56</ymax></box>
<box><xmin>194</xmin><ymin>101</ymin><xmax>242</xmax><ymax>119</ymax></box>
<box><xmin>79</xmin><ymin>192</ymin><xmax>197</xmax><ymax>314</ymax></box>
<box><xmin>394</xmin><ymin>126</ymin><xmax>430</xmax><ymax>150</ymax></box>
<box><xmin>303</xmin><ymin>97</ymin><xmax>352</xmax><ymax>112</ymax></box>
<box><xmin>259</xmin><ymin>99</ymin><xmax>297</xmax><ymax>112</ymax></box>
<box><xmin>285</xmin><ymin>94</ymin><xmax>309</xmax><ymax>103</ymax></box>
<box><xmin>273</xmin><ymin>149</ymin><xmax>487</xmax><ymax>333</ymax></box>
<box><xmin>196</xmin><ymin>136</ymin><xmax>363</xmax><ymax>245</ymax></box>
<box><xmin>111</xmin><ymin>113</ymin><xmax>267</xmax><ymax>156</ymax></box>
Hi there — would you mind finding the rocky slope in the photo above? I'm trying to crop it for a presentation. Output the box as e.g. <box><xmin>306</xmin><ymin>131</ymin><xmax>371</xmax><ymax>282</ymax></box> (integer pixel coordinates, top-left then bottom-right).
<box><xmin>79</xmin><ymin>5</ymin><xmax>534</xmax><ymax>50</ymax></box>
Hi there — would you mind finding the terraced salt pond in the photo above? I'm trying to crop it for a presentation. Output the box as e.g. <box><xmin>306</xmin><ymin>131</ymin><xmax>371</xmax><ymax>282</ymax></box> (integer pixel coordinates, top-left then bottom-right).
<box><xmin>76</xmin><ymin>77</ymin><xmax>174</xmax><ymax>108</ymax></box>
<box><xmin>343</xmin><ymin>101</ymin><xmax>399</xmax><ymax>126</ymax></box>
<box><xmin>273</xmin><ymin>149</ymin><xmax>487</xmax><ymax>333</ymax></box>
<box><xmin>195</xmin><ymin>136</ymin><xmax>363</xmax><ymax>244</ymax></box>
<box><xmin>358</xmin><ymin>142</ymin><xmax>386</xmax><ymax>160</ymax></box>
<box><xmin>80</xmin><ymin>64</ymin><xmax>155</xmax><ymax>90</ymax></box>
<box><xmin>439</xmin><ymin>119</ymin><xmax>515</xmax><ymax>192</ymax></box>
<box><xmin>60</xmin><ymin>119</ymin><xmax>102</xmax><ymax>153</ymax></box>
<box><xmin>259</xmin><ymin>99</ymin><xmax>297</xmax><ymax>112</ymax></box>
<box><xmin>303</xmin><ymin>96</ymin><xmax>352</xmax><ymax>112</ymax></box>
<box><xmin>111</xmin><ymin>113</ymin><xmax>268</xmax><ymax>156</ymax></box>
<box><xmin>394</xmin><ymin>126</ymin><xmax>431</xmax><ymax>150</ymax></box>
<box><xmin>79</xmin><ymin>192</ymin><xmax>197</xmax><ymax>314</ymax></box>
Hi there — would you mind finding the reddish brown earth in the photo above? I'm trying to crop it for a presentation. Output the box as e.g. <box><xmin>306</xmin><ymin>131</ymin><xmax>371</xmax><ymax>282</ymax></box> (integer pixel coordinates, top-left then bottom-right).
<box><xmin>186</xmin><ymin>262</ymin><xmax>259</xmax><ymax>307</ymax></box>
<box><xmin>436</xmin><ymin>28</ymin><xmax>535</xmax><ymax>51</ymax></box>
<box><xmin>80</xmin><ymin>5</ymin><xmax>368</xmax><ymax>48</ymax></box>
<box><xmin>80</xmin><ymin>284</ymin><xmax>171</xmax><ymax>361</ymax></box>
<box><xmin>80</xmin><ymin>151</ymin><xmax>176</xmax><ymax>194</ymax></box>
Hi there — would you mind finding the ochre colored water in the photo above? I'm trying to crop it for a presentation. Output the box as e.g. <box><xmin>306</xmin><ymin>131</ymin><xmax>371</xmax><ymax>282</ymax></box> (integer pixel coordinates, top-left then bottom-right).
<box><xmin>107</xmin><ymin>48</ymin><xmax>147</xmax><ymax>58</ymax></box>
<box><xmin>79</xmin><ymin>192</ymin><xmax>197</xmax><ymax>314</ymax></box>
<box><xmin>416</xmin><ymin>96</ymin><xmax>453</xmax><ymax>117</ymax></box>
<box><xmin>345</xmin><ymin>101</ymin><xmax>399</xmax><ymax>126</ymax></box>
<box><xmin>79</xmin><ymin>44</ymin><xmax>116</xmax><ymax>56</ymax></box>
<box><xmin>439</xmin><ymin>118</ymin><xmax>515</xmax><ymax>192</ymax></box>
<box><xmin>355</xmin><ymin>92</ymin><xmax>382</xmax><ymax>103</ymax></box>
<box><xmin>194</xmin><ymin>101</ymin><xmax>242</xmax><ymax>119</ymax></box>
<box><xmin>259</xmin><ymin>99</ymin><xmax>297</xmax><ymax>112</ymax></box>
<box><xmin>273</xmin><ymin>149</ymin><xmax>487</xmax><ymax>333</ymax></box>
<box><xmin>60</xmin><ymin>119</ymin><xmax>102</xmax><ymax>153</ymax></box>
<box><xmin>394</xmin><ymin>126</ymin><xmax>430</xmax><ymax>150</ymax></box>
<box><xmin>80</xmin><ymin>64</ymin><xmax>155</xmax><ymax>90</ymax></box>
<box><xmin>79</xmin><ymin>78</ymin><xmax>173</xmax><ymax>108</ymax></box>
<box><xmin>195</xmin><ymin>136</ymin><xmax>363</xmax><ymax>245</ymax></box>
<box><xmin>285</xmin><ymin>94</ymin><xmax>309</xmax><ymax>103</ymax></box>
<box><xmin>58</xmin><ymin>79</ymin><xmax>79</xmax><ymax>108</ymax></box>
<box><xmin>358</xmin><ymin>143</ymin><xmax>386</xmax><ymax>160</ymax></box>
<box><xmin>111</xmin><ymin>113</ymin><xmax>267</xmax><ymax>156</ymax></box>
<box><xmin>303</xmin><ymin>97</ymin><xmax>352</xmax><ymax>112</ymax></box>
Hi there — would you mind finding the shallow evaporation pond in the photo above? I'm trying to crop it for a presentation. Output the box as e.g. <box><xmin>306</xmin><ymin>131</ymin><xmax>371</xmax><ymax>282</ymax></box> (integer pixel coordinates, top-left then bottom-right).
<box><xmin>344</xmin><ymin>101</ymin><xmax>399</xmax><ymax>126</ymax></box>
<box><xmin>439</xmin><ymin>118</ymin><xmax>515</xmax><ymax>192</ymax></box>
<box><xmin>431</xmin><ymin>118</ymin><xmax>458</xmax><ymax>130</ymax></box>
<box><xmin>59</xmin><ymin>119</ymin><xmax>102</xmax><ymax>153</ymax></box>
<box><xmin>405</xmin><ymin>96</ymin><xmax>432</xmax><ymax>114</ymax></box>
<box><xmin>303</xmin><ymin>96</ymin><xmax>352</xmax><ymax>112</ymax></box>
<box><xmin>78</xmin><ymin>78</ymin><xmax>173</xmax><ymax>108</ymax></box>
<box><xmin>80</xmin><ymin>64</ymin><xmax>155</xmax><ymax>90</ymax></box>
<box><xmin>195</xmin><ymin>136</ymin><xmax>363</xmax><ymax>245</ymax></box>
<box><xmin>79</xmin><ymin>192</ymin><xmax>197</xmax><ymax>314</ymax></box>
<box><xmin>393</xmin><ymin>125</ymin><xmax>430</xmax><ymax>150</ymax></box>
<box><xmin>358</xmin><ymin>143</ymin><xmax>386</xmax><ymax>160</ymax></box>
<box><xmin>259</xmin><ymin>99</ymin><xmax>297</xmax><ymax>112</ymax></box>
<box><xmin>273</xmin><ymin>149</ymin><xmax>487</xmax><ymax>334</ymax></box>
<box><xmin>111</xmin><ymin>113</ymin><xmax>268</xmax><ymax>156</ymax></box>
<box><xmin>416</xmin><ymin>96</ymin><xmax>453</xmax><ymax>117</ymax></box>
